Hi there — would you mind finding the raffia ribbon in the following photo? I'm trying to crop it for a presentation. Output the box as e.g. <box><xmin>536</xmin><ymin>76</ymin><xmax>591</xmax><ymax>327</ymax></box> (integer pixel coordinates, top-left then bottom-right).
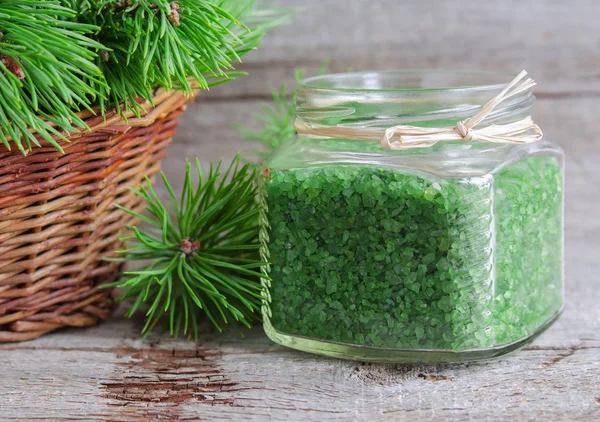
<box><xmin>295</xmin><ymin>70</ymin><xmax>543</xmax><ymax>150</ymax></box>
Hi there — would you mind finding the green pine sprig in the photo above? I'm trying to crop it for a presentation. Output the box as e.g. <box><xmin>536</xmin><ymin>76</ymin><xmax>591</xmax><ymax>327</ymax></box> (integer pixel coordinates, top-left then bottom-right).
<box><xmin>103</xmin><ymin>155</ymin><xmax>266</xmax><ymax>339</ymax></box>
<box><xmin>0</xmin><ymin>1</ymin><xmax>292</xmax><ymax>154</ymax></box>
<box><xmin>237</xmin><ymin>63</ymin><xmax>329</xmax><ymax>161</ymax></box>
<box><xmin>236</xmin><ymin>69</ymin><xmax>302</xmax><ymax>161</ymax></box>
<box><xmin>67</xmin><ymin>0</ymin><xmax>292</xmax><ymax>113</ymax></box>
<box><xmin>0</xmin><ymin>1</ymin><xmax>105</xmax><ymax>153</ymax></box>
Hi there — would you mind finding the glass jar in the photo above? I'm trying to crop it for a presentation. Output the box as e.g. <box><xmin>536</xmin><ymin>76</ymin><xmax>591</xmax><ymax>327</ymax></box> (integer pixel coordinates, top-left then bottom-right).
<box><xmin>258</xmin><ymin>70</ymin><xmax>564</xmax><ymax>363</ymax></box>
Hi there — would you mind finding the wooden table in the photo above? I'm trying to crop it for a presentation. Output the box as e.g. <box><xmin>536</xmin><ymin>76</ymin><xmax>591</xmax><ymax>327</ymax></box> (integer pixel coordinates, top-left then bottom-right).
<box><xmin>2</xmin><ymin>1</ymin><xmax>599</xmax><ymax>420</ymax></box>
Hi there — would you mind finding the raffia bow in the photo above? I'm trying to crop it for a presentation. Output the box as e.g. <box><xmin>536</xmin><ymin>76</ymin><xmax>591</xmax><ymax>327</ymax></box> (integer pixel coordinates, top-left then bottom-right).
<box><xmin>295</xmin><ymin>70</ymin><xmax>543</xmax><ymax>150</ymax></box>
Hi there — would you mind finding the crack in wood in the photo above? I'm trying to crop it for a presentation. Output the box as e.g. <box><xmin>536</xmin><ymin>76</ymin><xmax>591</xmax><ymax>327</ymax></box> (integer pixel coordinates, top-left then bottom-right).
<box><xmin>382</xmin><ymin>408</ymin><xmax>418</xmax><ymax>414</ymax></box>
<box><xmin>100</xmin><ymin>345</ymin><xmax>236</xmax><ymax>420</ymax></box>
<box><xmin>542</xmin><ymin>349</ymin><xmax>578</xmax><ymax>367</ymax></box>
<box><xmin>522</xmin><ymin>344</ymin><xmax>599</xmax><ymax>351</ymax></box>
<box><xmin>350</xmin><ymin>362</ymin><xmax>460</xmax><ymax>386</ymax></box>
<box><xmin>418</xmin><ymin>373</ymin><xmax>454</xmax><ymax>382</ymax></box>
<box><xmin>89</xmin><ymin>410</ymin><xmax>199</xmax><ymax>421</ymax></box>
<box><xmin>226</xmin><ymin>403</ymin><xmax>348</xmax><ymax>414</ymax></box>
<box><xmin>102</xmin><ymin>381</ymin><xmax>238</xmax><ymax>404</ymax></box>
<box><xmin>538</xmin><ymin>345</ymin><xmax>592</xmax><ymax>367</ymax></box>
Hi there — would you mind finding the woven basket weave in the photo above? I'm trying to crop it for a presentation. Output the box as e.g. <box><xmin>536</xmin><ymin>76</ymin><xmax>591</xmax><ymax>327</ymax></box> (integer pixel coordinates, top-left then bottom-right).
<box><xmin>0</xmin><ymin>89</ymin><xmax>190</xmax><ymax>342</ymax></box>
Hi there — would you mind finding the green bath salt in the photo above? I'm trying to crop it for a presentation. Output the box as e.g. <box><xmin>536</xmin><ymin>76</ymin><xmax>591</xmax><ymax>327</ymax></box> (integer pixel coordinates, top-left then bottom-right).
<box><xmin>261</xmin><ymin>156</ymin><xmax>563</xmax><ymax>352</ymax></box>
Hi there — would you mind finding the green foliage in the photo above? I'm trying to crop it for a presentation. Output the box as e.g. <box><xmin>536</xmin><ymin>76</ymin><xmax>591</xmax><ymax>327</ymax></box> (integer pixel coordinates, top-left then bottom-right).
<box><xmin>0</xmin><ymin>1</ymin><xmax>104</xmax><ymax>153</ymax></box>
<box><xmin>237</xmin><ymin>69</ymin><xmax>302</xmax><ymax>161</ymax></box>
<box><xmin>0</xmin><ymin>0</ymin><xmax>291</xmax><ymax>154</ymax></box>
<box><xmin>104</xmin><ymin>155</ymin><xmax>265</xmax><ymax>339</ymax></box>
<box><xmin>65</xmin><ymin>0</ymin><xmax>291</xmax><ymax>112</ymax></box>
<box><xmin>237</xmin><ymin>80</ymin><xmax>297</xmax><ymax>161</ymax></box>
<box><xmin>238</xmin><ymin>63</ymin><xmax>329</xmax><ymax>161</ymax></box>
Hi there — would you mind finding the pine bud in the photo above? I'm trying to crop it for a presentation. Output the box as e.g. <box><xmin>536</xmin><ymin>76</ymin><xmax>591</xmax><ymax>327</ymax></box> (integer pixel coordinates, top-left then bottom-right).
<box><xmin>180</xmin><ymin>238</ymin><xmax>200</xmax><ymax>256</ymax></box>
<box><xmin>0</xmin><ymin>55</ymin><xmax>24</xmax><ymax>80</ymax></box>
<box><xmin>169</xmin><ymin>2</ymin><xmax>181</xmax><ymax>26</ymax></box>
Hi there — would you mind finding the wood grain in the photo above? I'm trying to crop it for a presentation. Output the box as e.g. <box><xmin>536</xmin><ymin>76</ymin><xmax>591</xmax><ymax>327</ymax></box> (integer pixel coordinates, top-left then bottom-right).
<box><xmin>2</xmin><ymin>0</ymin><xmax>599</xmax><ymax>420</ymax></box>
<box><xmin>201</xmin><ymin>0</ymin><xmax>600</xmax><ymax>100</ymax></box>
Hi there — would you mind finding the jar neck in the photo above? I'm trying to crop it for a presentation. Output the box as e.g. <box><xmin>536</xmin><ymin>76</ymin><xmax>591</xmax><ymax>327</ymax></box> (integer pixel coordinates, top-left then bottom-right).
<box><xmin>295</xmin><ymin>71</ymin><xmax>535</xmax><ymax>130</ymax></box>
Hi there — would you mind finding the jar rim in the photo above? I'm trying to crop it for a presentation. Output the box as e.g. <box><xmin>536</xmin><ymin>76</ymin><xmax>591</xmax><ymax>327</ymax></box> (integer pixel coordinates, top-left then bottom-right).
<box><xmin>299</xmin><ymin>70</ymin><xmax>517</xmax><ymax>94</ymax></box>
<box><xmin>296</xmin><ymin>69</ymin><xmax>534</xmax><ymax>128</ymax></box>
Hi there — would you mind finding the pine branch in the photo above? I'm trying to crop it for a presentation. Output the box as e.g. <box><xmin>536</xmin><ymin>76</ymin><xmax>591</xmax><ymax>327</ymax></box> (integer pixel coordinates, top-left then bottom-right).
<box><xmin>0</xmin><ymin>1</ymin><xmax>293</xmax><ymax>154</ymax></box>
<box><xmin>237</xmin><ymin>81</ymin><xmax>297</xmax><ymax>161</ymax></box>
<box><xmin>237</xmin><ymin>63</ymin><xmax>329</xmax><ymax>161</ymax></box>
<box><xmin>66</xmin><ymin>0</ymin><xmax>294</xmax><ymax>113</ymax></box>
<box><xmin>103</xmin><ymin>155</ymin><xmax>266</xmax><ymax>339</ymax></box>
<box><xmin>0</xmin><ymin>0</ymin><xmax>105</xmax><ymax>153</ymax></box>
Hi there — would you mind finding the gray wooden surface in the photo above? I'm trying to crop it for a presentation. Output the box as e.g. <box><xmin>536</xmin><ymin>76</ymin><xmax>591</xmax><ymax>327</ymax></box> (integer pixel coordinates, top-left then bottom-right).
<box><xmin>2</xmin><ymin>1</ymin><xmax>600</xmax><ymax>420</ymax></box>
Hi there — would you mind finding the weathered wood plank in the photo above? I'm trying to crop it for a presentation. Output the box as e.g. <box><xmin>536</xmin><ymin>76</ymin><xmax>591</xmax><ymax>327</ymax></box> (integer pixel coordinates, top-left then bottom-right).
<box><xmin>201</xmin><ymin>0</ymin><xmax>600</xmax><ymax>99</ymax></box>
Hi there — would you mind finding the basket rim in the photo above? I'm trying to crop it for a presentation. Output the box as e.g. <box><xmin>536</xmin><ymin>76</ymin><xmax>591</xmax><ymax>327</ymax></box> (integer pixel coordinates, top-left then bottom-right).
<box><xmin>11</xmin><ymin>87</ymin><xmax>197</xmax><ymax>147</ymax></box>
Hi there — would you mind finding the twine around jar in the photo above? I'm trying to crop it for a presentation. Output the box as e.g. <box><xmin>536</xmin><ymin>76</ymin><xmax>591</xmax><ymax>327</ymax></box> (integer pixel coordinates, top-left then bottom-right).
<box><xmin>295</xmin><ymin>70</ymin><xmax>543</xmax><ymax>150</ymax></box>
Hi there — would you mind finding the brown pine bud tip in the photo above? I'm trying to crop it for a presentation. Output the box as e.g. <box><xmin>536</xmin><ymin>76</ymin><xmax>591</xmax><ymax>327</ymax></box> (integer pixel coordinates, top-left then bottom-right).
<box><xmin>180</xmin><ymin>238</ymin><xmax>200</xmax><ymax>255</ymax></box>
<box><xmin>0</xmin><ymin>54</ymin><xmax>24</xmax><ymax>80</ymax></box>
<box><xmin>100</xmin><ymin>50</ymin><xmax>110</xmax><ymax>62</ymax></box>
<box><xmin>263</xmin><ymin>166</ymin><xmax>272</xmax><ymax>181</ymax></box>
<box><xmin>169</xmin><ymin>2</ymin><xmax>181</xmax><ymax>26</ymax></box>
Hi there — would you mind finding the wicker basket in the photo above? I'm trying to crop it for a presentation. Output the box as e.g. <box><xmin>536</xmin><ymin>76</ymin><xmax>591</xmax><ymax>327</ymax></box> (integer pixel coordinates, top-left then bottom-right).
<box><xmin>0</xmin><ymin>89</ymin><xmax>190</xmax><ymax>342</ymax></box>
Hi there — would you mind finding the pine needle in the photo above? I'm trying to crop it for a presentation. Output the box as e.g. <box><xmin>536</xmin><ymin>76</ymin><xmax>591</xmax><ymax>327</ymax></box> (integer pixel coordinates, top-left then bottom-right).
<box><xmin>237</xmin><ymin>63</ymin><xmax>329</xmax><ymax>161</ymax></box>
<box><xmin>103</xmin><ymin>155</ymin><xmax>266</xmax><ymax>340</ymax></box>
